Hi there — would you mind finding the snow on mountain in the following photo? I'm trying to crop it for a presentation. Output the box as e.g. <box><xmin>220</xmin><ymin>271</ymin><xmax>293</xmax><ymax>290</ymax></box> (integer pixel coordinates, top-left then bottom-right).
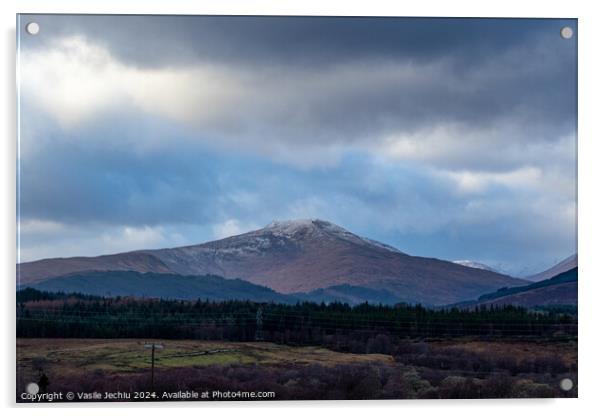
<box><xmin>453</xmin><ymin>260</ymin><xmax>498</xmax><ymax>273</ymax></box>
<box><xmin>18</xmin><ymin>218</ymin><xmax>528</xmax><ymax>305</ymax></box>
<box><xmin>264</xmin><ymin>219</ymin><xmax>402</xmax><ymax>253</ymax></box>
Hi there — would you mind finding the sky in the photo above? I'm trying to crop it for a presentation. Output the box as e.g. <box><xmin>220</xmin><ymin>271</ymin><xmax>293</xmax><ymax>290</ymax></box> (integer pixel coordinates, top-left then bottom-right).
<box><xmin>17</xmin><ymin>15</ymin><xmax>577</xmax><ymax>276</ymax></box>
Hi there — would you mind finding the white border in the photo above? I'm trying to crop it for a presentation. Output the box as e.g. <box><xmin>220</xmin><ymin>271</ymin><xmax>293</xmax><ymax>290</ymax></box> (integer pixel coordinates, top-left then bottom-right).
<box><xmin>2</xmin><ymin>1</ymin><xmax>601</xmax><ymax>415</ymax></box>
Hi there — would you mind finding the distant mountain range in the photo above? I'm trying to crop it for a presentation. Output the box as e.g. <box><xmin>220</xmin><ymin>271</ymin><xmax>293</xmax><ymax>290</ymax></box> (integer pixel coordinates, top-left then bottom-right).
<box><xmin>18</xmin><ymin>219</ymin><xmax>529</xmax><ymax>305</ymax></box>
<box><xmin>451</xmin><ymin>267</ymin><xmax>577</xmax><ymax>309</ymax></box>
<box><xmin>526</xmin><ymin>254</ymin><xmax>577</xmax><ymax>282</ymax></box>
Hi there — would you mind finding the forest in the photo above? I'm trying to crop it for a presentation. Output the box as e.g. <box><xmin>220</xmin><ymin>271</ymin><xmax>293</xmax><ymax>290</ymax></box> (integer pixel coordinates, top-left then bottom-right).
<box><xmin>17</xmin><ymin>288</ymin><xmax>577</xmax><ymax>347</ymax></box>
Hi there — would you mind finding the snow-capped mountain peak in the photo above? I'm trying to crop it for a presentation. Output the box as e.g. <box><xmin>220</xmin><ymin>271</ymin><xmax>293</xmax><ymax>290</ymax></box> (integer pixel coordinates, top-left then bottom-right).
<box><xmin>264</xmin><ymin>219</ymin><xmax>323</xmax><ymax>235</ymax></box>
<box><xmin>263</xmin><ymin>219</ymin><xmax>401</xmax><ymax>253</ymax></box>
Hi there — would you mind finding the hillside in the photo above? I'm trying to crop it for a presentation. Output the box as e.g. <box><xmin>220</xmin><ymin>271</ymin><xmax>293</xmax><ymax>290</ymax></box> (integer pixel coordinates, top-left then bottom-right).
<box><xmin>18</xmin><ymin>219</ymin><xmax>527</xmax><ymax>305</ymax></box>
<box><xmin>527</xmin><ymin>254</ymin><xmax>577</xmax><ymax>282</ymax></box>
<box><xmin>453</xmin><ymin>267</ymin><xmax>577</xmax><ymax>309</ymax></box>
<box><xmin>29</xmin><ymin>270</ymin><xmax>296</xmax><ymax>303</ymax></box>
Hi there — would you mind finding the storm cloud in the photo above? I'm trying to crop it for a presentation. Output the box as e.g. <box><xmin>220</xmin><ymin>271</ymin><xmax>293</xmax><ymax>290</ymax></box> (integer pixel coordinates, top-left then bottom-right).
<box><xmin>17</xmin><ymin>15</ymin><xmax>577</xmax><ymax>275</ymax></box>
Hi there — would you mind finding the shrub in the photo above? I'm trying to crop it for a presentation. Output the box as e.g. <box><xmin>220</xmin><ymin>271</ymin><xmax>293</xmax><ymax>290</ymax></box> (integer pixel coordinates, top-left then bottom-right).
<box><xmin>438</xmin><ymin>376</ymin><xmax>481</xmax><ymax>399</ymax></box>
<box><xmin>366</xmin><ymin>334</ymin><xmax>393</xmax><ymax>355</ymax></box>
<box><xmin>511</xmin><ymin>379</ymin><xmax>556</xmax><ymax>398</ymax></box>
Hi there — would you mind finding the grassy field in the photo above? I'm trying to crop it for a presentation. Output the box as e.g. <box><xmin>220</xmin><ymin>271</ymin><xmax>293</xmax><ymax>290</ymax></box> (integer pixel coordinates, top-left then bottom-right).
<box><xmin>16</xmin><ymin>338</ymin><xmax>577</xmax><ymax>400</ymax></box>
<box><xmin>17</xmin><ymin>338</ymin><xmax>392</xmax><ymax>381</ymax></box>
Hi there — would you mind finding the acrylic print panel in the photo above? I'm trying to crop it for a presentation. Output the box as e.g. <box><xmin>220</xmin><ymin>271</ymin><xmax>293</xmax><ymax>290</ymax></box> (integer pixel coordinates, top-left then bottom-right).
<box><xmin>16</xmin><ymin>15</ymin><xmax>577</xmax><ymax>402</ymax></box>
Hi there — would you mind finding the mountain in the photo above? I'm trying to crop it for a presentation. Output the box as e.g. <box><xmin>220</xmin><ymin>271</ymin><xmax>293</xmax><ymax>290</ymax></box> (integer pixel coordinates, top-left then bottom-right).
<box><xmin>452</xmin><ymin>267</ymin><xmax>577</xmax><ymax>309</ymax></box>
<box><xmin>294</xmin><ymin>285</ymin><xmax>402</xmax><ymax>305</ymax></box>
<box><xmin>18</xmin><ymin>219</ymin><xmax>528</xmax><ymax>305</ymax></box>
<box><xmin>28</xmin><ymin>270</ymin><xmax>297</xmax><ymax>303</ymax></box>
<box><xmin>453</xmin><ymin>260</ymin><xmax>498</xmax><ymax>273</ymax></box>
<box><xmin>526</xmin><ymin>254</ymin><xmax>577</xmax><ymax>282</ymax></box>
<box><xmin>17</xmin><ymin>251</ymin><xmax>172</xmax><ymax>285</ymax></box>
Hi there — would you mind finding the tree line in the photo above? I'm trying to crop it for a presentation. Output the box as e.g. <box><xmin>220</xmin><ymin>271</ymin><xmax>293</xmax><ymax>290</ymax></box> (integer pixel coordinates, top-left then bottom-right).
<box><xmin>17</xmin><ymin>288</ymin><xmax>577</xmax><ymax>347</ymax></box>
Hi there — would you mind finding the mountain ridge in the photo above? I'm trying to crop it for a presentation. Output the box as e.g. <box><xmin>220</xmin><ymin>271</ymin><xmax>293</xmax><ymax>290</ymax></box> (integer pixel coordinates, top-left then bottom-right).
<box><xmin>18</xmin><ymin>219</ymin><xmax>528</xmax><ymax>305</ymax></box>
<box><xmin>450</xmin><ymin>267</ymin><xmax>577</xmax><ymax>309</ymax></box>
<box><xmin>452</xmin><ymin>260</ymin><xmax>498</xmax><ymax>273</ymax></box>
<box><xmin>526</xmin><ymin>254</ymin><xmax>577</xmax><ymax>282</ymax></box>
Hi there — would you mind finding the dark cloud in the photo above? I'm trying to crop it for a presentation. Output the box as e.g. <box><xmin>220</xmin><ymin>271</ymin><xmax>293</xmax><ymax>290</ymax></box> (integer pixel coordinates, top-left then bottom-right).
<box><xmin>19</xmin><ymin>15</ymin><xmax>577</xmax><ymax>167</ymax></box>
<box><xmin>19</xmin><ymin>15</ymin><xmax>575</xmax><ymax>68</ymax></box>
<box><xmin>17</xmin><ymin>15</ymin><xmax>577</xmax><ymax>273</ymax></box>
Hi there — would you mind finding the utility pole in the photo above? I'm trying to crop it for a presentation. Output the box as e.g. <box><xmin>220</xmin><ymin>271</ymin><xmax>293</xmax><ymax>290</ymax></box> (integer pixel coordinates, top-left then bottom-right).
<box><xmin>144</xmin><ymin>343</ymin><xmax>164</xmax><ymax>392</ymax></box>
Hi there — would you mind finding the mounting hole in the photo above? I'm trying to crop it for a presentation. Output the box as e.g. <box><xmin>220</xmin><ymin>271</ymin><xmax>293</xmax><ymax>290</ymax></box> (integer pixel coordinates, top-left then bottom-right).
<box><xmin>26</xmin><ymin>22</ymin><xmax>40</xmax><ymax>35</ymax></box>
<box><xmin>26</xmin><ymin>382</ymin><xmax>39</xmax><ymax>395</ymax></box>
<box><xmin>560</xmin><ymin>26</ymin><xmax>573</xmax><ymax>40</ymax></box>
<box><xmin>560</xmin><ymin>378</ymin><xmax>574</xmax><ymax>391</ymax></box>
